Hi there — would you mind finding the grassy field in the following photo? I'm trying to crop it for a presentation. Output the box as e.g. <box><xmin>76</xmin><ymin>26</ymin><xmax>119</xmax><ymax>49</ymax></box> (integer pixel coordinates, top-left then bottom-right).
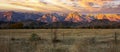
<box><xmin>0</xmin><ymin>29</ymin><xmax>120</xmax><ymax>52</ymax></box>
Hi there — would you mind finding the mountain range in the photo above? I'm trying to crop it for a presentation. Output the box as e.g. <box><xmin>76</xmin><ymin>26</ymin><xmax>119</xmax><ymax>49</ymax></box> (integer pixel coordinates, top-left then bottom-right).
<box><xmin>0</xmin><ymin>11</ymin><xmax>120</xmax><ymax>29</ymax></box>
<box><xmin>0</xmin><ymin>11</ymin><xmax>120</xmax><ymax>22</ymax></box>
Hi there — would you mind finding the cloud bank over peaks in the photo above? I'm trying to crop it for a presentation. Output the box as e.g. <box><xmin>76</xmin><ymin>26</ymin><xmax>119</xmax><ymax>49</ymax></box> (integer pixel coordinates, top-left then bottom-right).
<box><xmin>0</xmin><ymin>0</ymin><xmax>120</xmax><ymax>13</ymax></box>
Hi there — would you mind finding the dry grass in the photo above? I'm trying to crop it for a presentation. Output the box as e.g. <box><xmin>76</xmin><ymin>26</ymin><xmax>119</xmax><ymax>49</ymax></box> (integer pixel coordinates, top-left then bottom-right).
<box><xmin>0</xmin><ymin>29</ymin><xmax>120</xmax><ymax>52</ymax></box>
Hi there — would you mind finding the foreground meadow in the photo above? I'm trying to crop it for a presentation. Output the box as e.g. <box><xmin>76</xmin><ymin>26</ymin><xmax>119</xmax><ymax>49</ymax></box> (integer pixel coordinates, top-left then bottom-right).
<box><xmin>0</xmin><ymin>29</ymin><xmax>120</xmax><ymax>52</ymax></box>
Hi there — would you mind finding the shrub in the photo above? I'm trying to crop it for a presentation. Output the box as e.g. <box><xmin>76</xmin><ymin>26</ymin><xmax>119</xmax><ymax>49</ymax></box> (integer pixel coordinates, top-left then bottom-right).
<box><xmin>29</xmin><ymin>33</ymin><xmax>41</xmax><ymax>41</ymax></box>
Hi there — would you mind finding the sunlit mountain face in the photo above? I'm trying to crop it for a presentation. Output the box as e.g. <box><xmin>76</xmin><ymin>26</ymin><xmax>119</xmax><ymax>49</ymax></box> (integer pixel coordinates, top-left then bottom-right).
<box><xmin>0</xmin><ymin>0</ymin><xmax>120</xmax><ymax>13</ymax></box>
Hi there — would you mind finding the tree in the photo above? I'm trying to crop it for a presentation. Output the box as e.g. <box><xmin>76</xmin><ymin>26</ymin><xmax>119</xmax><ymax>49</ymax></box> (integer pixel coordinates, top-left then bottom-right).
<box><xmin>9</xmin><ymin>22</ymin><xmax>23</xmax><ymax>29</ymax></box>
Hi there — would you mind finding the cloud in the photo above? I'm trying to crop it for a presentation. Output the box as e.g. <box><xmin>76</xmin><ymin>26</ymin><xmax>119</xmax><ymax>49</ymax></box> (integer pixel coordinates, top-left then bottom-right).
<box><xmin>0</xmin><ymin>0</ymin><xmax>120</xmax><ymax>13</ymax></box>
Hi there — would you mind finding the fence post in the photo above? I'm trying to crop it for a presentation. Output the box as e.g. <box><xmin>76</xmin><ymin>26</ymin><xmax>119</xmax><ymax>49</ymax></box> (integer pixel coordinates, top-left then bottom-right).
<box><xmin>114</xmin><ymin>32</ymin><xmax>118</xmax><ymax>52</ymax></box>
<box><xmin>114</xmin><ymin>32</ymin><xmax>118</xmax><ymax>45</ymax></box>
<box><xmin>52</xmin><ymin>29</ymin><xmax>58</xmax><ymax>48</ymax></box>
<box><xmin>62</xmin><ymin>32</ymin><xmax>64</xmax><ymax>40</ymax></box>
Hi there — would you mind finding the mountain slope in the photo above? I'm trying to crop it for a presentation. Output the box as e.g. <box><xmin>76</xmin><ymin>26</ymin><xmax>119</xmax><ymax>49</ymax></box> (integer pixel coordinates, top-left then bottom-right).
<box><xmin>65</xmin><ymin>12</ymin><xmax>83</xmax><ymax>22</ymax></box>
<box><xmin>0</xmin><ymin>11</ymin><xmax>120</xmax><ymax>23</ymax></box>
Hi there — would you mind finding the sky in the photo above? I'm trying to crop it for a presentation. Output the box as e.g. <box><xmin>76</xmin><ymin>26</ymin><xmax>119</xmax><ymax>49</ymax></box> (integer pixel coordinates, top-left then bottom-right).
<box><xmin>0</xmin><ymin>0</ymin><xmax>120</xmax><ymax>13</ymax></box>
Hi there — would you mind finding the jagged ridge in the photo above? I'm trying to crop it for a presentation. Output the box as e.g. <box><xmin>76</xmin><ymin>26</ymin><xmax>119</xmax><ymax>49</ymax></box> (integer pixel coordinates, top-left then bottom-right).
<box><xmin>0</xmin><ymin>11</ymin><xmax>120</xmax><ymax>23</ymax></box>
